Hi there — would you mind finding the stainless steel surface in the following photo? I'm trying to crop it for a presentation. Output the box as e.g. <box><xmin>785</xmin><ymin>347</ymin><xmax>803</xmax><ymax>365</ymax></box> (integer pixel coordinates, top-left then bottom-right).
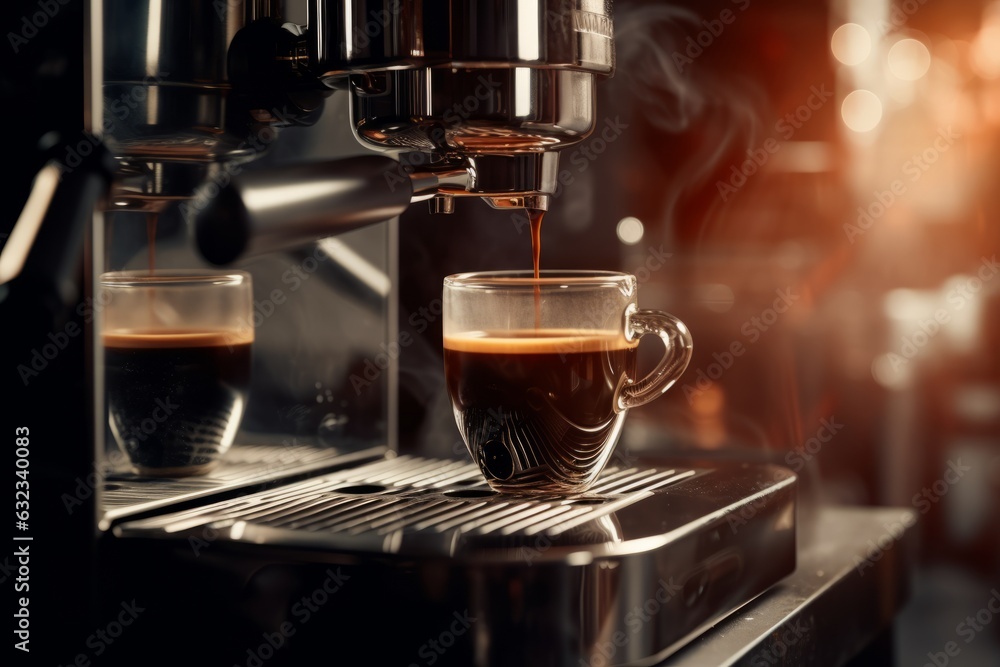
<box><xmin>308</xmin><ymin>0</ymin><xmax>614</xmax><ymax>76</ymax></box>
<box><xmin>193</xmin><ymin>155</ymin><xmax>414</xmax><ymax>264</ymax></box>
<box><xmin>102</xmin><ymin>0</ymin><xmax>252</xmax><ymax>173</ymax></box>
<box><xmin>191</xmin><ymin>154</ymin><xmax>481</xmax><ymax>264</ymax></box>
<box><xmin>660</xmin><ymin>506</ymin><xmax>917</xmax><ymax>667</ymax></box>
<box><xmin>352</xmin><ymin>69</ymin><xmax>595</xmax><ymax>154</ymax></box>
<box><xmin>111</xmin><ymin>456</ymin><xmax>796</xmax><ymax>666</ymax></box>
<box><xmin>109</xmin><ymin>161</ymin><xmax>223</xmax><ymax>212</ymax></box>
<box><xmin>346</xmin><ymin>64</ymin><xmax>596</xmax><ymax>205</ymax></box>
<box><xmin>101</xmin><ymin>443</ymin><xmax>386</xmax><ymax>527</ymax></box>
<box><xmin>100</xmin><ymin>0</ymin><xmax>307</xmax><ymax>205</ymax></box>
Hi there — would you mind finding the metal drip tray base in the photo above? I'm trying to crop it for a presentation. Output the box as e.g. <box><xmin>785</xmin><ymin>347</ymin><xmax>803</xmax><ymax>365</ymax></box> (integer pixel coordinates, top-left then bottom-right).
<box><xmin>109</xmin><ymin>455</ymin><xmax>797</xmax><ymax>666</ymax></box>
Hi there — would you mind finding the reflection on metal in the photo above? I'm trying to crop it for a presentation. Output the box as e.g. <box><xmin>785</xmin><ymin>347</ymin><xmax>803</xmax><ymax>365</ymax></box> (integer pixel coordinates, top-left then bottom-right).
<box><xmin>315</xmin><ymin>237</ymin><xmax>391</xmax><ymax>299</ymax></box>
<box><xmin>100</xmin><ymin>443</ymin><xmax>386</xmax><ymax>528</ymax></box>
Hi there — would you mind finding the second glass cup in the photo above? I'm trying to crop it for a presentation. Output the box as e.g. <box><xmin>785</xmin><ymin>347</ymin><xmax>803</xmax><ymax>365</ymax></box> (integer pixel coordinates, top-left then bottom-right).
<box><xmin>443</xmin><ymin>270</ymin><xmax>693</xmax><ymax>494</ymax></box>
<box><xmin>101</xmin><ymin>270</ymin><xmax>254</xmax><ymax>477</ymax></box>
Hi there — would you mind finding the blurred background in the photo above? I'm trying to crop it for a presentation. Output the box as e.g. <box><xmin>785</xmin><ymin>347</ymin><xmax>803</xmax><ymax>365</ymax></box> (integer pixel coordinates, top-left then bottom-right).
<box><xmin>393</xmin><ymin>0</ymin><xmax>1000</xmax><ymax>664</ymax></box>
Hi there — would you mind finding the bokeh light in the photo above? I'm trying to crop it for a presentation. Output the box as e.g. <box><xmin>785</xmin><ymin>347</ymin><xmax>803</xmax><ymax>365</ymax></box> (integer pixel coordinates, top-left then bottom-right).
<box><xmin>841</xmin><ymin>89</ymin><xmax>883</xmax><ymax>132</ymax></box>
<box><xmin>888</xmin><ymin>38</ymin><xmax>932</xmax><ymax>81</ymax></box>
<box><xmin>616</xmin><ymin>216</ymin><xmax>644</xmax><ymax>245</ymax></box>
<box><xmin>831</xmin><ymin>23</ymin><xmax>872</xmax><ymax>66</ymax></box>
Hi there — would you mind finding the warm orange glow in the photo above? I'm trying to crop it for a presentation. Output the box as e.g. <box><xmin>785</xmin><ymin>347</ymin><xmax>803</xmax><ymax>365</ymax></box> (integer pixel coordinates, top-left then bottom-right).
<box><xmin>971</xmin><ymin>24</ymin><xmax>1000</xmax><ymax>79</ymax></box>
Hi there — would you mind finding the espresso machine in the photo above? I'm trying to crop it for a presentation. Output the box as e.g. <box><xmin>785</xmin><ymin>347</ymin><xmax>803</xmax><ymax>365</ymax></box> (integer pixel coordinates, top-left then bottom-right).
<box><xmin>4</xmin><ymin>1</ymin><xmax>796</xmax><ymax>665</ymax></box>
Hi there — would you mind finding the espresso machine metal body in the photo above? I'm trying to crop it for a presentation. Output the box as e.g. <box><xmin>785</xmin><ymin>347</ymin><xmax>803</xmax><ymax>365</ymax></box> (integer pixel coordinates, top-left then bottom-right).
<box><xmin>3</xmin><ymin>1</ymin><xmax>797</xmax><ymax>664</ymax></box>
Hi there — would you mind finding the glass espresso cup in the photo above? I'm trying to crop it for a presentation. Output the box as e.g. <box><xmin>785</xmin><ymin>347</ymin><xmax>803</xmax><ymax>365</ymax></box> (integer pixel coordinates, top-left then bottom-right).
<box><xmin>100</xmin><ymin>270</ymin><xmax>253</xmax><ymax>477</ymax></box>
<box><xmin>443</xmin><ymin>271</ymin><xmax>693</xmax><ymax>494</ymax></box>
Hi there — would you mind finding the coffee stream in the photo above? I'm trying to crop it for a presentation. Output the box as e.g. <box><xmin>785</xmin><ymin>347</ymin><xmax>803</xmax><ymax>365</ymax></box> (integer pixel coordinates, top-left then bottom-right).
<box><xmin>528</xmin><ymin>209</ymin><xmax>543</xmax><ymax>281</ymax></box>
<box><xmin>528</xmin><ymin>209</ymin><xmax>544</xmax><ymax>329</ymax></box>
<box><xmin>146</xmin><ymin>212</ymin><xmax>157</xmax><ymax>317</ymax></box>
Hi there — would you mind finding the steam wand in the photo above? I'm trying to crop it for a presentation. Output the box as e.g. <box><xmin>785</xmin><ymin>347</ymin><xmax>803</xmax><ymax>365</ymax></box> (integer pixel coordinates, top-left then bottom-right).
<box><xmin>191</xmin><ymin>156</ymin><xmax>473</xmax><ymax>266</ymax></box>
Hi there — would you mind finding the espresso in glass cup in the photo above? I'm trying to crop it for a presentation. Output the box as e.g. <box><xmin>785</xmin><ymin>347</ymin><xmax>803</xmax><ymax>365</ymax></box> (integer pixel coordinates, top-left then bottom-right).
<box><xmin>443</xmin><ymin>271</ymin><xmax>693</xmax><ymax>494</ymax></box>
<box><xmin>101</xmin><ymin>270</ymin><xmax>253</xmax><ymax>477</ymax></box>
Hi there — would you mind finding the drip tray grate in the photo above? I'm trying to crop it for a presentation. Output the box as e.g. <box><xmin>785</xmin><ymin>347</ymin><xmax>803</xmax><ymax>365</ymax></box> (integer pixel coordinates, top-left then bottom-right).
<box><xmin>114</xmin><ymin>456</ymin><xmax>704</xmax><ymax>556</ymax></box>
<box><xmin>101</xmin><ymin>443</ymin><xmax>385</xmax><ymax>525</ymax></box>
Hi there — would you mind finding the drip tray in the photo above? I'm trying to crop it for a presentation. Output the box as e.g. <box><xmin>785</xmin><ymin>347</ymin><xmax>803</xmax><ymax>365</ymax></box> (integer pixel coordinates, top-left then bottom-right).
<box><xmin>114</xmin><ymin>456</ymin><xmax>703</xmax><ymax>556</ymax></box>
<box><xmin>100</xmin><ymin>442</ymin><xmax>386</xmax><ymax>525</ymax></box>
<box><xmin>110</xmin><ymin>455</ymin><xmax>797</xmax><ymax>666</ymax></box>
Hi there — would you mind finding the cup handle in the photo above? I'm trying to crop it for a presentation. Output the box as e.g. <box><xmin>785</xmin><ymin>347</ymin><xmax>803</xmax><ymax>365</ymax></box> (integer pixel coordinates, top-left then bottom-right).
<box><xmin>617</xmin><ymin>306</ymin><xmax>694</xmax><ymax>411</ymax></box>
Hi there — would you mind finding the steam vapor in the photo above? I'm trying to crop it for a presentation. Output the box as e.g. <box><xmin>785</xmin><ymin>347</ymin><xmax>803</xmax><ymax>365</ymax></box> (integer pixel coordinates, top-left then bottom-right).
<box><xmin>611</xmin><ymin>2</ymin><xmax>768</xmax><ymax>245</ymax></box>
